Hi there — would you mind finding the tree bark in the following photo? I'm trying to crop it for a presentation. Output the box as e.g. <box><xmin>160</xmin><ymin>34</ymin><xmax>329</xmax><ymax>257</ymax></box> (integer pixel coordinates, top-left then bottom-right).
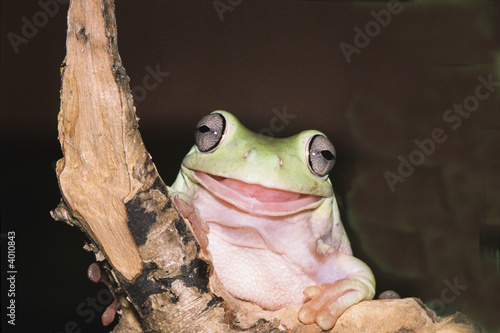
<box><xmin>51</xmin><ymin>1</ymin><xmax>480</xmax><ymax>332</ymax></box>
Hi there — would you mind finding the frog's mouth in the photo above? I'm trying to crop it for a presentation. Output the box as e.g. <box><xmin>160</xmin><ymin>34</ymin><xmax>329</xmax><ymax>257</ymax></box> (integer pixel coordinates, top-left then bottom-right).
<box><xmin>191</xmin><ymin>170</ymin><xmax>324</xmax><ymax>216</ymax></box>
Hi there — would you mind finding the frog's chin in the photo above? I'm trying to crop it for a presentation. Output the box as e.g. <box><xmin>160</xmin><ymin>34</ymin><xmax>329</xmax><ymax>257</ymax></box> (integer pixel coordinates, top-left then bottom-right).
<box><xmin>191</xmin><ymin>170</ymin><xmax>324</xmax><ymax>216</ymax></box>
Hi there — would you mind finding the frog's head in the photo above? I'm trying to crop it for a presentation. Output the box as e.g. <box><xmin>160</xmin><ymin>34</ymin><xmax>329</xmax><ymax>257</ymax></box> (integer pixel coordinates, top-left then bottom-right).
<box><xmin>181</xmin><ymin>111</ymin><xmax>336</xmax><ymax>215</ymax></box>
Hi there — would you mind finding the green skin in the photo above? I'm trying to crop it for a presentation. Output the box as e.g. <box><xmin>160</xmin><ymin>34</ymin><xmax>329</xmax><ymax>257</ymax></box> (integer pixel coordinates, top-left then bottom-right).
<box><xmin>171</xmin><ymin>111</ymin><xmax>375</xmax><ymax>330</ymax></box>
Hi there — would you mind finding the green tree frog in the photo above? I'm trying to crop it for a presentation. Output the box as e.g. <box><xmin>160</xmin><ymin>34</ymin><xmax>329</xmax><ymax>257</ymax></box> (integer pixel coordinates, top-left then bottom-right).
<box><xmin>170</xmin><ymin>111</ymin><xmax>375</xmax><ymax>330</ymax></box>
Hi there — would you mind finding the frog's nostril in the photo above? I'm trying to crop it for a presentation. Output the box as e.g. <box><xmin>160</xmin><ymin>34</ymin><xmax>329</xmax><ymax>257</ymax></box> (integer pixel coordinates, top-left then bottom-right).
<box><xmin>243</xmin><ymin>149</ymin><xmax>252</xmax><ymax>158</ymax></box>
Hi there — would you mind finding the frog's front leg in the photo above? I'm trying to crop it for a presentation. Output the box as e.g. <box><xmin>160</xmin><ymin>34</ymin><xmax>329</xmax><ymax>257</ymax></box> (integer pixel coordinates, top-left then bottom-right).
<box><xmin>170</xmin><ymin>190</ymin><xmax>210</xmax><ymax>249</ymax></box>
<box><xmin>298</xmin><ymin>252</ymin><xmax>375</xmax><ymax>330</ymax></box>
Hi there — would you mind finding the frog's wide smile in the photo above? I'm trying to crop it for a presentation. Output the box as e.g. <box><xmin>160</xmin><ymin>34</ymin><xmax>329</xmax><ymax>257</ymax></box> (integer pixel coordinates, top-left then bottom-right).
<box><xmin>190</xmin><ymin>170</ymin><xmax>323</xmax><ymax>216</ymax></box>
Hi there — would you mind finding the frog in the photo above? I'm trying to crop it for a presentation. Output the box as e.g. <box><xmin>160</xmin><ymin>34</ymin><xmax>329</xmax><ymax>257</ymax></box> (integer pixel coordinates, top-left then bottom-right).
<box><xmin>170</xmin><ymin>111</ymin><xmax>375</xmax><ymax>330</ymax></box>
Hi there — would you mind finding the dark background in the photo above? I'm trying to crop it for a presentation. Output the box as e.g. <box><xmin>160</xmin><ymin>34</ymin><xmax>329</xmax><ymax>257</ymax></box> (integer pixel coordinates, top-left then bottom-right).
<box><xmin>1</xmin><ymin>0</ymin><xmax>500</xmax><ymax>332</ymax></box>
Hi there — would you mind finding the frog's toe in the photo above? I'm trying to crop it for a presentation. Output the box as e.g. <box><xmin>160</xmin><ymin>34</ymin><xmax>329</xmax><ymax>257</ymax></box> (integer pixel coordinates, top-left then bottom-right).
<box><xmin>298</xmin><ymin>282</ymin><xmax>348</xmax><ymax>330</ymax></box>
<box><xmin>378</xmin><ymin>290</ymin><xmax>400</xmax><ymax>299</ymax></box>
<box><xmin>298</xmin><ymin>278</ymin><xmax>371</xmax><ymax>330</ymax></box>
<box><xmin>102</xmin><ymin>298</ymin><xmax>120</xmax><ymax>326</ymax></box>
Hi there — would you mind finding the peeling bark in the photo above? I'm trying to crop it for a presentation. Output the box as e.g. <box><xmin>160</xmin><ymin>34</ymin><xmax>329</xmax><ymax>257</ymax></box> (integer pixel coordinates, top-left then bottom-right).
<box><xmin>51</xmin><ymin>1</ymin><xmax>481</xmax><ymax>332</ymax></box>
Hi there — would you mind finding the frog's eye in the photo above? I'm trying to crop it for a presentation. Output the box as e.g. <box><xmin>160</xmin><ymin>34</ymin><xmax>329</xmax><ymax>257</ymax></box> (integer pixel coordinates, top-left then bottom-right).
<box><xmin>194</xmin><ymin>113</ymin><xmax>226</xmax><ymax>152</ymax></box>
<box><xmin>307</xmin><ymin>135</ymin><xmax>336</xmax><ymax>177</ymax></box>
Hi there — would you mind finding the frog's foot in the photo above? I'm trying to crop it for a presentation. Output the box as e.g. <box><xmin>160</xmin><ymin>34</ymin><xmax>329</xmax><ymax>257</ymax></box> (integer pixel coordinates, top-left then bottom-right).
<box><xmin>172</xmin><ymin>192</ymin><xmax>210</xmax><ymax>249</ymax></box>
<box><xmin>298</xmin><ymin>278</ymin><xmax>373</xmax><ymax>330</ymax></box>
<box><xmin>87</xmin><ymin>263</ymin><xmax>120</xmax><ymax>326</ymax></box>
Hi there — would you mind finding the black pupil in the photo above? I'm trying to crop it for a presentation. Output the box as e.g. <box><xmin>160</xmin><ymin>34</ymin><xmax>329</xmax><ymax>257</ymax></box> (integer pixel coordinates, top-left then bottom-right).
<box><xmin>321</xmin><ymin>150</ymin><xmax>334</xmax><ymax>161</ymax></box>
<box><xmin>198</xmin><ymin>125</ymin><xmax>210</xmax><ymax>133</ymax></box>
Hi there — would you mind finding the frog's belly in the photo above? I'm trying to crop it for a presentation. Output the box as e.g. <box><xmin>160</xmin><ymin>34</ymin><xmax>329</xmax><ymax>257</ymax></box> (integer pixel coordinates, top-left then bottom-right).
<box><xmin>207</xmin><ymin>230</ymin><xmax>315</xmax><ymax>310</ymax></box>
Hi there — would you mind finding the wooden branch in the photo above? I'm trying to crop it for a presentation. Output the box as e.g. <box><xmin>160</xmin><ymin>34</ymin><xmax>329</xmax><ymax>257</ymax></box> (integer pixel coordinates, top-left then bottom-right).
<box><xmin>54</xmin><ymin>0</ymin><xmax>142</xmax><ymax>283</ymax></box>
<box><xmin>51</xmin><ymin>0</ymin><xmax>481</xmax><ymax>332</ymax></box>
<box><xmin>51</xmin><ymin>0</ymin><xmax>228</xmax><ymax>330</ymax></box>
